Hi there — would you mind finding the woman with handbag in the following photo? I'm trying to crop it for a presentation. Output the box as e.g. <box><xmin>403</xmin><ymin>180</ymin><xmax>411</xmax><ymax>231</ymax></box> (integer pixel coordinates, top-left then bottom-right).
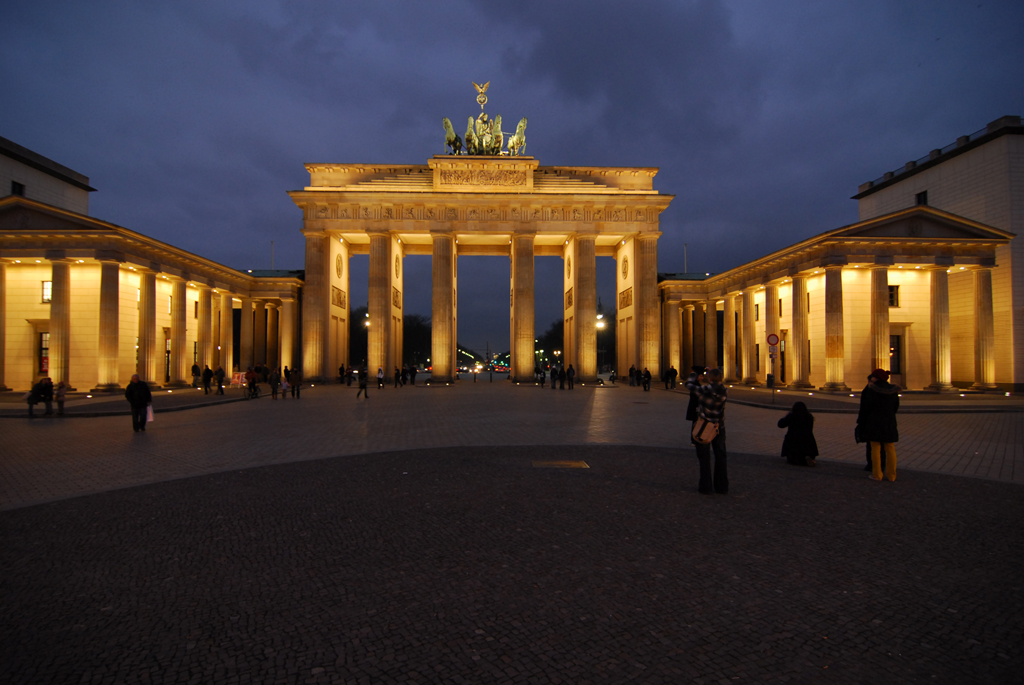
<box><xmin>857</xmin><ymin>368</ymin><xmax>900</xmax><ymax>482</ymax></box>
<box><xmin>687</xmin><ymin>367</ymin><xmax>729</xmax><ymax>495</ymax></box>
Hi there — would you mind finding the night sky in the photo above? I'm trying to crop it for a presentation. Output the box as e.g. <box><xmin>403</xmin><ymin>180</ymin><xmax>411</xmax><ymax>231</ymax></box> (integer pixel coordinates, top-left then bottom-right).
<box><xmin>3</xmin><ymin>1</ymin><xmax>1022</xmax><ymax>354</ymax></box>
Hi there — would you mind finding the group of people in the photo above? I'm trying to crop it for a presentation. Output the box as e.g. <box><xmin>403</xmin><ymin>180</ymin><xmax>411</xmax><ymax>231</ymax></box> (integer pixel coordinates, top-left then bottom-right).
<box><xmin>25</xmin><ymin>377</ymin><xmax>67</xmax><ymax>417</ymax></box>
<box><xmin>534</xmin><ymin>364</ymin><xmax>577</xmax><ymax>389</ymax></box>
<box><xmin>682</xmin><ymin>364</ymin><xmax>902</xmax><ymax>494</ymax></box>
<box><xmin>626</xmin><ymin>365</ymin><xmax>654</xmax><ymax>391</ymax></box>
<box><xmin>192</xmin><ymin>363</ymin><xmax>226</xmax><ymax>395</ymax></box>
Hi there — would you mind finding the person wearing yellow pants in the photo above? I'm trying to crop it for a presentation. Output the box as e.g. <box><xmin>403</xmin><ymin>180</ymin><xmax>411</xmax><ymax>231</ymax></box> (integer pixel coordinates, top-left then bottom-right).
<box><xmin>856</xmin><ymin>368</ymin><xmax>901</xmax><ymax>482</ymax></box>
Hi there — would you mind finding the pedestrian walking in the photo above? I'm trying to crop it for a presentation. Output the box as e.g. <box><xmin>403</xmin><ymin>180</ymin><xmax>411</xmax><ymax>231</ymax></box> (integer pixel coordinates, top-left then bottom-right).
<box><xmin>215</xmin><ymin>366</ymin><xmax>225</xmax><ymax>394</ymax></box>
<box><xmin>409</xmin><ymin>366</ymin><xmax>417</xmax><ymax>385</ymax></box>
<box><xmin>567</xmin><ymin>365</ymin><xmax>576</xmax><ymax>389</ymax></box>
<box><xmin>628</xmin><ymin>365</ymin><xmax>636</xmax><ymax>386</ymax></box>
<box><xmin>394</xmin><ymin>367</ymin><xmax>402</xmax><ymax>388</ymax></box>
<box><xmin>357</xmin><ymin>367</ymin><xmax>369</xmax><ymax>399</ymax></box>
<box><xmin>191</xmin><ymin>362</ymin><xmax>201</xmax><ymax>388</ymax></box>
<box><xmin>55</xmin><ymin>381</ymin><xmax>67</xmax><ymax>416</ymax></box>
<box><xmin>201</xmin><ymin>365</ymin><xmax>213</xmax><ymax>394</ymax></box>
<box><xmin>26</xmin><ymin>378</ymin><xmax>44</xmax><ymax>418</ymax></box>
<box><xmin>687</xmin><ymin>367</ymin><xmax>729</xmax><ymax>494</ymax></box>
<box><xmin>269</xmin><ymin>367</ymin><xmax>281</xmax><ymax>399</ymax></box>
<box><xmin>642</xmin><ymin>367</ymin><xmax>652</xmax><ymax>391</ymax></box>
<box><xmin>125</xmin><ymin>374</ymin><xmax>152</xmax><ymax>433</ymax></box>
<box><xmin>857</xmin><ymin>368</ymin><xmax>900</xmax><ymax>482</ymax></box>
<box><xmin>377</xmin><ymin>367</ymin><xmax>384</xmax><ymax>389</ymax></box>
<box><xmin>778</xmin><ymin>401</ymin><xmax>819</xmax><ymax>467</ymax></box>
<box><xmin>559</xmin><ymin>366</ymin><xmax>566</xmax><ymax>389</ymax></box>
<box><xmin>401</xmin><ymin>366</ymin><xmax>409</xmax><ymax>386</ymax></box>
<box><xmin>291</xmin><ymin>368</ymin><xmax>303</xmax><ymax>398</ymax></box>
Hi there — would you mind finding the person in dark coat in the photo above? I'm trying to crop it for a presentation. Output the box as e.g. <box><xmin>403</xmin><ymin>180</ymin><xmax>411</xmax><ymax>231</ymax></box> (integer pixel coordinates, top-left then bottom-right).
<box><xmin>685</xmin><ymin>366</ymin><xmax>704</xmax><ymax>422</ymax></box>
<box><xmin>567</xmin><ymin>365</ymin><xmax>576</xmax><ymax>389</ymax></box>
<box><xmin>641</xmin><ymin>368</ymin><xmax>652</xmax><ymax>391</ymax></box>
<box><xmin>27</xmin><ymin>379</ymin><xmax>44</xmax><ymax>418</ymax></box>
<box><xmin>628</xmin><ymin>365</ymin><xmax>636</xmax><ymax>386</ymax></box>
<box><xmin>201</xmin><ymin>365</ymin><xmax>214</xmax><ymax>394</ymax></box>
<box><xmin>409</xmin><ymin>367</ymin><xmax>417</xmax><ymax>386</ymax></box>
<box><xmin>857</xmin><ymin>368</ymin><xmax>900</xmax><ymax>481</ymax></box>
<box><xmin>125</xmin><ymin>374</ymin><xmax>152</xmax><ymax>432</ymax></box>
<box><xmin>778</xmin><ymin>401</ymin><xmax>819</xmax><ymax>466</ymax></box>
<box><xmin>356</xmin><ymin>367</ymin><xmax>369</xmax><ymax>399</ymax></box>
<box><xmin>558</xmin><ymin>366</ymin><xmax>567</xmax><ymax>389</ymax></box>
<box><xmin>215</xmin><ymin>366</ymin><xmax>226</xmax><ymax>394</ymax></box>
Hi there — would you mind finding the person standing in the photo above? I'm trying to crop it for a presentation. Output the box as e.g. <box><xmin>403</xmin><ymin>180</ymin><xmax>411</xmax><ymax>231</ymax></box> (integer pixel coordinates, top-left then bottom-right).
<box><xmin>357</xmin><ymin>367</ymin><xmax>369</xmax><ymax>399</ymax></box>
<box><xmin>402</xmin><ymin>366</ymin><xmax>409</xmax><ymax>386</ymax></box>
<box><xmin>291</xmin><ymin>368</ymin><xmax>303</xmax><ymax>398</ymax></box>
<box><xmin>394</xmin><ymin>367</ymin><xmax>402</xmax><ymax>388</ymax></box>
<box><xmin>215</xmin><ymin>366</ymin><xmax>225</xmax><ymax>395</ymax></box>
<box><xmin>628</xmin><ymin>365</ymin><xmax>636</xmax><ymax>386</ymax></box>
<box><xmin>669</xmin><ymin>365</ymin><xmax>678</xmax><ymax>389</ymax></box>
<box><xmin>191</xmin><ymin>362</ymin><xmax>201</xmax><ymax>388</ymax></box>
<box><xmin>857</xmin><ymin>368</ymin><xmax>900</xmax><ymax>482</ymax></box>
<box><xmin>558</xmin><ymin>366</ymin><xmax>566</xmax><ymax>389</ymax></box>
<box><xmin>55</xmin><ymin>381</ymin><xmax>67</xmax><ymax>416</ymax></box>
<box><xmin>409</xmin><ymin>366</ymin><xmax>417</xmax><ymax>386</ymax></box>
<box><xmin>551</xmin><ymin>367</ymin><xmax>558</xmax><ymax>389</ymax></box>
<box><xmin>40</xmin><ymin>377</ymin><xmax>54</xmax><ymax>415</ymax></box>
<box><xmin>685</xmin><ymin>366</ymin><xmax>703</xmax><ymax>423</ymax></box>
<box><xmin>641</xmin><ymin>367</ymin><xmax>652</xmax><ymax>391</ymax></box>
<box><xmin>269</xmin><ymin>367</ymin><xmax>281</xmax><ymax>399</ymax></box>
<box><xmin>201</xmin><ymin>365</ymin><xmax>213</xmax><ymax>394</ymax></box>
<box><xmin>687</xmin><ymin>367</ymin><xmax>729</xmax><ymax>494</ymax></box>
<box><xmin>778</xmin><ymin>401</ymin><xmax>819</xmax><ymax>467</ymax></box>
<box><xmin>567</xmin><ymin>364</ymin><xmax>576</xmax><ymax>389</ymax></box>
<box><xmin>125</xmin><ymin>374</ymin><xmax>152</xmax><ymax>433</ymax></box>
<box><xmin>377</xmin><ymin>367</ymin><xmax>384</xmax><ymax>389</ymax></box>
<box><xmin>339</xmin><ymin>364</ymin><xmax>346</xmax><ymax>384</ymax></box>
<box><xmin>27</xmin><ymin>378</ymin><xmax>44</xmax><ymax>418</ymax></box>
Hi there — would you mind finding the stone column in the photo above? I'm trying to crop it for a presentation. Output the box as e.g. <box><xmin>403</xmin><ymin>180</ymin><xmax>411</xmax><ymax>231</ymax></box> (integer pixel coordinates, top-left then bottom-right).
<box><xmin>635</xmin><ymin>235</ymin><xmax>660</xmax><ymax>378</ymax></box>
<box><xmin>704</xmin><ymin>299</ymin><xmax>718</xmax><ymax>371</ymax></box>
<box><xmin>764</xmin><ymin>283</ymin><xmax>780</xmax><ymax>384</ymax></box>
<box><xmin>723</xmin><ymin>295</ymin><xmax>737</xmax><ymax>382</ymax></box>
<box><xmin>138</xmin><ymin>268</ymin><xmax>159</xmax><ymax>386</ymax></box>
<box><xmin>870</xmin><ymin>266</ymin><xmax>891</xmax><ymax>372</ymax></box>
<box><xmin>741</xmin><ymin>288</ymin><xmax>759</xmax><ymax>385</ymax></box>
<box><xmin>197</xmin><ymin>286</ymin><xmax>212</xmax><ymax>369</ymax></box>
<box><xmin>681</xmin><ymin>304</ymin><xmax>694</xmax><ymax>373</ymax></box>
<box><xmin>219</xmin><ymin>292</ymin><xmax>234</xmax><ymax>374</ymax></box>
<box><xmin>663</xmin><ymin>300</ymin><xmax>680</xmax><ymax>379</ymax></box>
<box><xmin>266</xmin><ymin>304</ymin><xmax>279</xmax><ymax>369</ymax></box>
<box><xmin>238</xmin><ymin>297</ymin><xmax>254</xmax><ymax>372</ymax></box>
<box><xmin>301</xmin><ymin>231</ymin><xmax>327</xmax><ymax>379</ymax></box>
<box><xmin>821</xmin><ymin>265</ymin><xmax>849</xmax><ymax>391</ymax></box>
<box><xmin>973</xmin><ymin>267</ymin><xmax>997</xmax><ymax>390</ymax></box>
<box><xmin>0</xmin><ymin>262</ymin><xmax>8</xmax><ymax>391</ymax></box>
<box><xmin>575</xmin><ymin>235</ymin><xmax>597</xmax><ymax>382</ymax></box>
<box><xmin>167</xmin><ymin>277</ymin><xmax>189</xmax><ymax>387</ymax></box>
<box><xmin>280</xmin><ymin>296</ymin><xmax>296</xmax><ymax>372</ymax></box>
<box><xmin>431</xmin><ymin>233</ymin><xmax>455</xmax><ymax>382</ymax></box>
<box><xmin>48</xmin><ymin>259</ymin><xmax>72</xmax><ymax>387</ymax></box>
<box><xmin>928</xmin><ymin>266</ymin><xmax>953</xmax><ymax>391</ymax></box>
<box><xmin>511</xmin><ymin>234</ymin><xmax>535</xmax><ymax>382</ymax></box>
<box><xmin>692</xmin><ymin>303</ymin><xmax>705</xmax><ymax>366</ymax></box>
<box><xmin>368</xmin><ymin>232</ymin><xmax>391</xmax><ymax>380</ymax></box>
<box><xmin>92</xmin><ymin>260</ymin><xmax>121</xmax><ymax>390</ymax></box>
<box><xmin>211</xmin><ymin>292</ymin><xmax>221</xmax><ymax>369</ymax></box>
<box><xmin>254</xmin><ymin>299</ymin><xmax>267</xmax><ymax>368</ymax></box>
<box><xmin>790</xmin><ymin>274</ymin><xmax>811</xmax><ymax>387</ymax></box>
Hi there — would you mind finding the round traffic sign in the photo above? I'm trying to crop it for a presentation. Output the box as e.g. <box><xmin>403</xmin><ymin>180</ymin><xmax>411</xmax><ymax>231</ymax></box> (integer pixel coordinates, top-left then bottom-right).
<box><xmin>766</xmin><ymin>333</ymin><xmax>780</xmax><ymax>346</ymax></box>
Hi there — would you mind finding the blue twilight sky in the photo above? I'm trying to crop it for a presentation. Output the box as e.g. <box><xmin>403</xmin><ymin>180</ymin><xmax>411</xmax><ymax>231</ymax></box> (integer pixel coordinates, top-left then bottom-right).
<box><xmin>2</xmin><ymin>1</ymin><xmax>1022</xmax><ymax>353</ymax></box>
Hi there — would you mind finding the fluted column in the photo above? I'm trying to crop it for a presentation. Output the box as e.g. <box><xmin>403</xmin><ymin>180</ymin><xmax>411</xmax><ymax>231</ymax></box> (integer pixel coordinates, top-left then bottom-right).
<box><xmin>741</xmin><ymin>288</ymin><xmax>759</xmax><ymax>385</ymax></box>
<box><xmin>0</xmin><ymin>262</ymin><xmax>8</xmax><ymax>391</ymax></box>
<box><xmin>253</xmin><ymin>299</ymin><xmax>267</xmax><ymax>367</ymax></box>
<box><xmin>723</xmin><ymin>295</ymin><xmax>737</xmax><ymax>382</ymax></box>
<box><xmin>280</xmin><ymin>296</ymin><xmax>296</xmax><ymax>372</ymax></box>
<box><xmin>48</xmin><ymin>259</ymin><xmax>73</xmax><ymax>387</ymax></box>
<box><xmin>790</xmin><ymin>275</ymin><xmax>811</xmax><ymax>387</ymax></box>
<box><xmin>764</xmin><ymin>283</ymin><xmax>780</xmax><ymax>385</ymax></box>
<box><xmin>166</xmin><ymin>277</ymin><xmax>189</xmax><ymax>387</ymax></box>
<box><xmin>93</xmin><ymin>260</ymin><xmax>122</xmax><ymax>390</ymax></box>
<box><xmin>197</xmin><ymin>286</ymin><xmax>212</xmax><ymax>369</ymax></box>
<box><xmin>137</xmin><ymin>268</ymin><xmax>159</xmax><ymax>386</ymax></box>
<box><xmin>870</xmin><ymin>266</ymin><xmax>891</xmax><ymax>372</ymax></box>
<box><xmin>238</xmin><ymin>297</ymin><xmax>254</xmax><ymax>372</ymax></box>
<box><xmin>511</xmin><ymin>234</ymin><xmax>535</xmax><ymax>382</ymax></box>
<box><xmin>431</xmin><ymin>233</ymin><xmax>455</xmax><ymax>382</ymax></box>
<box><xmin>635</xmin><ymin>235</ymin><xmax>660</xmax><ymax>378</ymax></box>
<box><xmin>663</xmin><ymin>300</ymin><xmax>680</xmax><ymax>379</ymax></box>
<box><xmin>681</xmin><ymin>304</ymin><xmax>694</xmax><ymax>373</ymax></box>
<box><xmin>928</xmin><ymin>266</ymin><xmax>953</xmax><ymax>391</ymax></box>
<box><xmin>219</xmin><ymin>292</ymin><xmax>234</xmax><ymax>374</ymax></box>
<box><xmin>704</xmin><ymin>299</ymin><xmax>718</xmax><ymax>371</ymax></box>
<box><xmin>692</xmin><ymin>303</ymin><xmax>705</xmax><ymax>366</ymax></box>
<box><xmin>368</xmin><ymin>232</ymin><xmax>391</xmax><ymax>379</ymax></box>
<box><xmin>973</xmin><ymin>267</ymin><xmax>997</xmax><ymax>390</ymax></box>
<box><xmin>266</xmin><ymin>304</ymin><xmax>279</xmax><ymax>369</ymax></box>
<box><xmin>821</xmin><ymin>265</ymin><xmax>848</xmax><ymax>391</ymax></box>
<box><xmin>575</xmin><ymin>235</ymin><xmax>597</xmax><ymax>382</ymax></box>
<box><xmin>301</xmin><ymin>231</ymin><xmax>327</xmax><ymax>379</ymax></box>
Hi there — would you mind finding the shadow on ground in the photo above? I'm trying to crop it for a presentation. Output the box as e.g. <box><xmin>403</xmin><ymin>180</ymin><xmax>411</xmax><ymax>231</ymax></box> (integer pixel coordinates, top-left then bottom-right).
<box><xmin>2</xmin><ymin>446</ymin><xmax>1021</xmax><ymax>683</ymax></box>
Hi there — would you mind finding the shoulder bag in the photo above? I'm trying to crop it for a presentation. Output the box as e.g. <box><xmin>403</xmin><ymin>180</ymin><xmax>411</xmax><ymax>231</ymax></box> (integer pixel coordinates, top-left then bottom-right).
<box><xmin>691</xmin><ymin>416</ymin><xmax>719</xmax><ymax>445</ymax></box>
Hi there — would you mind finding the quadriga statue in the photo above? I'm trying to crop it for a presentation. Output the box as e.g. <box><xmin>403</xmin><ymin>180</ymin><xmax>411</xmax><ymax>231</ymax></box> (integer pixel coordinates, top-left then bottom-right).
<box><xmin>442</xmin><ymin>117</ymin><xmax>463</xmax><ymax>155</ymax></box>
<box><xmin>507</xmin><ymin>117</ymin><xmax>527</xmax><ymax>156</ymax></box>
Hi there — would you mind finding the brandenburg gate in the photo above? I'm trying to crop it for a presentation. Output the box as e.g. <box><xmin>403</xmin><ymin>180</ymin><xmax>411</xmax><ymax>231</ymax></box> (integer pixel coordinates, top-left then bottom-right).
<box><xmin>289</xmin><ymin>90</ymin><xmax>673</xmax><ymax>383</ymax></box>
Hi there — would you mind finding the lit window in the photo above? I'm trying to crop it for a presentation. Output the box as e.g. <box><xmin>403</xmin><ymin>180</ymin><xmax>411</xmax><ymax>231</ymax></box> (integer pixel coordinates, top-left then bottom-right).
<box><xmin>41</xmin><ymin>281</ymin><xmax>52</xmax><ymax>303</ymax></box>
<box><xmin>39</xmin><ymin>332</ymin><xmax>50</xmax><ymax>373</ymax></box>
<box><xmin>755</xmin><ymin>304</ymin><xmax>759</xmax><ymax>321</ymax></box>
<box><xmin>889</xmin><ymin>285</ymin><xmax>900</xmax><ymax>307</ymax></box>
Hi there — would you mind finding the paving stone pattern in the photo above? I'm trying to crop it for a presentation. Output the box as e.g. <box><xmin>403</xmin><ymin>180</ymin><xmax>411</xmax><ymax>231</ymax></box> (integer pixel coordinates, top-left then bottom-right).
<box><xmin>2</xmin><ymin>445</ymin><xmax>1022</xmax><ymax>684</ymax></box>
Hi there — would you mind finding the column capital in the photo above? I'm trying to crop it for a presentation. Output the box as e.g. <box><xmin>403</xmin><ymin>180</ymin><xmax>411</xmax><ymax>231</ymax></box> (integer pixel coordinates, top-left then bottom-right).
<box><xmin>635</xmin><ymin>232</ymin><xmax>662</xmax><ymax>241</ymax></box>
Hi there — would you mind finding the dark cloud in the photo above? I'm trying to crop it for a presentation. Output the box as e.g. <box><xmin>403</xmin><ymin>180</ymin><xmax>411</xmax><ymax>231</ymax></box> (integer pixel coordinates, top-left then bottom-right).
<box><xmin>2</xmin><ymin>0</ymin><xmax>1022</xmax><ymax>352</ymax></box>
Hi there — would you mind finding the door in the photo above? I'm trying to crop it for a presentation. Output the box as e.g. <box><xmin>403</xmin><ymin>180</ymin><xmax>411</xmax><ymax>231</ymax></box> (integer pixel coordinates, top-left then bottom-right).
<box><xmin>889</xmin><ymin>333</ymin><xmax>904</xmax><ymax>387</ymax></box>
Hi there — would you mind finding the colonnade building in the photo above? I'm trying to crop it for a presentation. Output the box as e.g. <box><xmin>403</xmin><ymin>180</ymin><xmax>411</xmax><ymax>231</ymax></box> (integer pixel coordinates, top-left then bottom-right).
<box><xmin>1</xmin><ymin>115</ymin><xmax>1022</xmax><ymax>392</ymax></box>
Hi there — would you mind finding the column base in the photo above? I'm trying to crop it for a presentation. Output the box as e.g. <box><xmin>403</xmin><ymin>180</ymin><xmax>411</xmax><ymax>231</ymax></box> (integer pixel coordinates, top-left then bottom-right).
<box><xmin>741</xmin><ymin>378</ymin><xmax>762</xmax><ymax>386</ymax></box>
<box><xmin>819</xmin><ymin>383</ymin><xmax>851</xmax><ymax>392</ymax></box>
<box><xmin>971</xmin><ymin>383</ymin><xmax>999</xmax><ymax>392</ymax></box>
<box><xmin>90</xmin><ymin>384</ymin><xmax>123</xmax><ymax>393</ymax></box>
<box><xmin>790</xmin><ymin>381</ymin><xmax>814</xmax><ymax>389</ymax></box>
<box><xmin>146</xmin><ymin>382</ymin><xmax>164</xmax><ymax>390</ymax></box>
<box><xmin>164</xmin><ymin>380</ymin><xmax>192</xmax><ymax>389</ymax></box>
<box><xmin>926</xmin><ymin>383</ymin><xmax>957</xmax><ymax>393</ymax></box>
<box><xmin>0</xmin><ymin>385</ymin><xmax>11</xmax><ymax>392</ymax></box>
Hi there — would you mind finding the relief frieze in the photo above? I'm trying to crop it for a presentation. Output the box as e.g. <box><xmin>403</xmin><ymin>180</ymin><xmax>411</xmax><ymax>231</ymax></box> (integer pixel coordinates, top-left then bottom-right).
<box><xmin>438</xmin><ymin>169</ymin><xmax>527</xmax><ymax>187</ymax></box>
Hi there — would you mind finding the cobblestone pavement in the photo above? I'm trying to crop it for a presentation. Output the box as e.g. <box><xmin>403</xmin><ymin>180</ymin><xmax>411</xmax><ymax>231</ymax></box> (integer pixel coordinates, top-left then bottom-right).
<box><xmin>2</xmin><ymin>444</ymin><xmax>1022</xmax><ymax>684</ymax></box>
<box><xmin>1</xmin><ymin>382</ymin><xmax>1023</xmax><ymax>510</ymax></box>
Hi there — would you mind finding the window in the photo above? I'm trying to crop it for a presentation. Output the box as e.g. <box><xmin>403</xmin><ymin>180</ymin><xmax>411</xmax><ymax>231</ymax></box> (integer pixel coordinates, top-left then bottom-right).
<box><xmin>194</xmin><ymin>301</ymin><xmax>199</xmax><ymax>318</ymax></box>
<box><xmin>756</xmin><ymin>343</ymin><xmax>761</xmax><ymax>372</ymax></box>
<box><xmin>168</xmin><ymin>295</ymin><xmax>172</xmax><ymax>314</ymax></box>
<box><xmin>807</xmin><ymin>292</ymin><xmax>811</xmax><ymax>313</ymax></box>
<box><xmin>755</xmin><ymin>304</ymin><xmax>759</xmax><ymax>321</ymax></box>
<box><xmin>779</xmin><ymin>298</ymin><xmax>783</xmax><ymax>317</ymax></box>
<box><xmin>889</xmin><ymin>285</ymin><xmax>900</xmax><ymax>307</ymax></box>
<box><xmin>41</xmin><ymin>281</ymin><xmax>52</xmax><ymax>303</ymax></box>
<box><xmin>39</xmin><ymin>333</ymin><xmax>50</xmax><ymax>373</ymax></box>
<box><xmin>11</xmin><ymin>181</ymin><xmax>25</xmax><ymax>196</ymax></box>
<box><xmin>915</xmin><ymin>190</ymin><xmax>928</xmax><ymax>206</ymax></box>
<box><xmin>194</xmin><ymin>341</ymin><xmax>198</xmax><ymax>364</ymax></box>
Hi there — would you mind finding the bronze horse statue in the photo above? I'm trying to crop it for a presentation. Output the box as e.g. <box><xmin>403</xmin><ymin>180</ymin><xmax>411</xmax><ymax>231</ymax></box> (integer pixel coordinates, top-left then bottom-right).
<box><xmin>442</xmin><ymin>117</ymin><xmax>463</xmax><ymax>155</ymax></box>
